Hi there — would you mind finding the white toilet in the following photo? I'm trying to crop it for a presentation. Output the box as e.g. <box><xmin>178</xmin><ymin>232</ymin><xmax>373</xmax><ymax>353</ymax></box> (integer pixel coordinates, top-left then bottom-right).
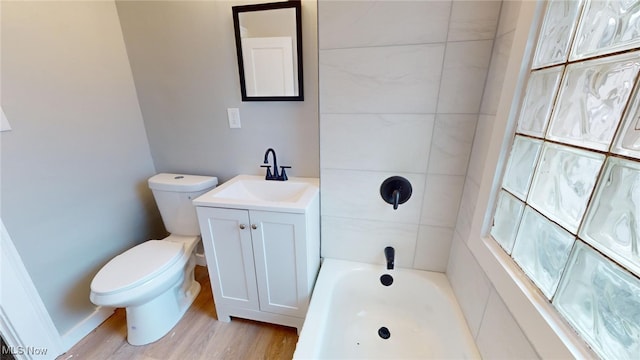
<box><xmin>90</xmin><ymin>173</ymin><xmax>218</xmax><ymax>346</ymax></box>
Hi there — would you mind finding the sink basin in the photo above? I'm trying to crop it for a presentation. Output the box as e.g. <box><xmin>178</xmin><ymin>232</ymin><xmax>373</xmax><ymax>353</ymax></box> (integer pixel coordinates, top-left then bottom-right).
<box><xmin>214</xmin><ymin>178</ymin><xmax>309</xmax><ymax>202</ymax></box>
<box><xmin>193</xmin><ymin>175</ymin><xmax>319</xmax><ymax>213</ymax></box>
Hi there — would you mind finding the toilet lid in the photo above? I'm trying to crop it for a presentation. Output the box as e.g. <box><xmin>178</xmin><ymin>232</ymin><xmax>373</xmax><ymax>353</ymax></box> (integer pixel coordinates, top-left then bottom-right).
<box><xmin>91</xmin><ymin>240</ymin><xmax>185</xmax><ymax>295</ymax></box>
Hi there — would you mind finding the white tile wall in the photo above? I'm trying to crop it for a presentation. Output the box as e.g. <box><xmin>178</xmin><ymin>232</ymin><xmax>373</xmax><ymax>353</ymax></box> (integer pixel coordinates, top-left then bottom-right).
<box><xmin>318</xmin><ymin>0</ymin><xmax>451</xmax><ymax>49</ymax></box>
<box><xmin>447</xmin><ymin>231</ymin><xmax>493</xmax><ymax>337</ymax></box>
<box><xmin>319</xmin><ymin>44</ymin><xmax>445</xmax><ymax>114</ymax></box>
<box><xmin>476</xmin><ymin>290</ymin><xmax>540</xmax><ymax>359</ymax></box>
<box><xmin>321</xmin><ymin>169</ymin><xmax>426</xmax><ymax>224</ymax></box>
<box><xmin>448</xmin><ymin>1</ymin><xmax>502</xmax><ymax>41</ymax></box>
<box><xmin>320</xmin><ymin>114</ymin><xmax>435</xmax><ymax>173</ymax></box>
<box><xmin>481</xmin><ymin>31</ymin><xmax>516</xmax><ymax>115</ymax></box>
<box><xmin>456</xmin><ymin>178</ymin><xmax>481</xmax><ymax>242</ymax></box>
<box><xmin>428</xmin><ymin>114</ymin><xmax>478</xmax><ymax>175</ymax></box>
<box><xmin>438</xmin><ymin>40</ymin><xmax>494</xmax><ymax>113</ymax></box>
<box><xmin>321</xmin><ymin>216</ymin><xmax>418</xmax><ymax>268</ymax></box>
<box><xmin>420</xmin><ymin>174</ymin><xmax>466</xmax><ymax>227</ymax></box>
<box><xmin>496</xmin><ymin>0</ymin><xmax>522</xmax><ymax>37</ymax></box>
<box><xmin>319</xmin><ymin>0</ymin><xmax>500</xmax><ymax>269</ymax></box>
<box><xmin>448</xmin><ymin>233</ymin><xmax>540</xmax><ymax>357</ymax></box>
<box><xmin>467</xmin><ymin>114</ymin><xmax>496</xmax><ymax>186</ymax></box>
<box><xmin>414</xmin><ymin>225</ymin><xmax>454</xmax><ymax>271</ymax></box>
<box><xmin>447</xmin><ymin>0</ymin><xmax>537</xmax><ymax>357</ymax></box>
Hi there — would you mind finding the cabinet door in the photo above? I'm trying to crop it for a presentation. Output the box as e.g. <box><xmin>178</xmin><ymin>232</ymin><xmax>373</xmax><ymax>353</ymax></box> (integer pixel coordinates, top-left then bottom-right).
<box><xmin>250</xmin><ymin>210</ymin><xmax>307</xmax><ymax>317</ymax></box>
<box><xmin>197</xmin><ymin>207</ymin><xmax>259</xmax><ymax>311</ymax></box>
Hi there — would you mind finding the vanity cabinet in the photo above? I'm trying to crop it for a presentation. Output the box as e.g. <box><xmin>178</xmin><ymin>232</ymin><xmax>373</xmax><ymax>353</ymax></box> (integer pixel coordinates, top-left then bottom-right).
<box><xmin>196</xmin><ymin>203</ymin><xmax>319</xmax><ymax>331</ymax></box>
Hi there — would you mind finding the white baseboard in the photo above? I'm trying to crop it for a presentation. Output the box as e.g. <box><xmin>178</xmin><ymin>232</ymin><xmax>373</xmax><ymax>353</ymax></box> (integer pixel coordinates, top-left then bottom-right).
<box><xmin>60</xmin><ymin>306</ymin><xmax>114</xmax><ymax>351</ymax></box>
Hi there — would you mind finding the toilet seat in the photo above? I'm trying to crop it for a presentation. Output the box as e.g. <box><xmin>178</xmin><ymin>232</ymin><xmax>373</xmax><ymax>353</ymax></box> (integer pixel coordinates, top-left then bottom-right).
<box><xmin>91</xmin><ymin>240</ymin><xmax>185</xmax><ymax>295</ymax></box>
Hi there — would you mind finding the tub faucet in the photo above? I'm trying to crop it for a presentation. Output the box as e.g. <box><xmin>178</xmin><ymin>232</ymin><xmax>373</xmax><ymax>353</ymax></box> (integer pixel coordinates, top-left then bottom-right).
<box><xmin>385</xmin><ymin>246</ymin><xmax>395</xmax><ymax>270</ymax></box>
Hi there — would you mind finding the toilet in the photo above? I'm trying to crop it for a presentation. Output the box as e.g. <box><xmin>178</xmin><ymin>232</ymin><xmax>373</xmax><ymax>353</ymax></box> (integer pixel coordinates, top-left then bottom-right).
<box><xmin>90</xmin><ymin>173</ymin><xmax>218</xmax><ymax>346</ymax></box>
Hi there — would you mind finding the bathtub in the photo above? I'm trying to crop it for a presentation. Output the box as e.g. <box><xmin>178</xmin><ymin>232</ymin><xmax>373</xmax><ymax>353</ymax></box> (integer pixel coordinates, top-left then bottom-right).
<box><xmin>294</xmin><ymin>258</ymin><xmax>480</xmax><ymax>359</ymax></box>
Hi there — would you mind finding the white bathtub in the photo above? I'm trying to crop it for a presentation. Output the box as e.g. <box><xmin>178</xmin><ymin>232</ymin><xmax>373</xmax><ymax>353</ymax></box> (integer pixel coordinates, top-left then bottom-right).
<box><xmin>294</xmin><ymin>258</ymin><xmax>480</xmax><ymax>359</ymax></box>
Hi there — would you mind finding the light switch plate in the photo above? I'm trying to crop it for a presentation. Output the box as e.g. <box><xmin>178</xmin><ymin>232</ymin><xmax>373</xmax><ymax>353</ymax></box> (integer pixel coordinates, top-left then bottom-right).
<box><xmin>227</xmin><ymin>108</ymin><xmax>241</xmax><ymax>129</ymax></box>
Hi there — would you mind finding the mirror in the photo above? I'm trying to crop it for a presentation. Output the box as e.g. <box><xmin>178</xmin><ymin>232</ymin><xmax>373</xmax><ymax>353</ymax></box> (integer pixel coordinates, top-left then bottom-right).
<box><xmin>232</xmin><ymin>1</ymin><xmax>303</xmax><ymax>101</ymax></box>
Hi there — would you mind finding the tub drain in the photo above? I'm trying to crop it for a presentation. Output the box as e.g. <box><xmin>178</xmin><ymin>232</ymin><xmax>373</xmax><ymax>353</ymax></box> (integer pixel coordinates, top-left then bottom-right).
<box><xmin>380</xmin><ymin>274</ymin><xmax>394</xmax><ymax>286</ymax></box>
<box><xmin>378</xmin><ymin>326</ymin><xmax>391</xmax><ymax>339</ymax></box>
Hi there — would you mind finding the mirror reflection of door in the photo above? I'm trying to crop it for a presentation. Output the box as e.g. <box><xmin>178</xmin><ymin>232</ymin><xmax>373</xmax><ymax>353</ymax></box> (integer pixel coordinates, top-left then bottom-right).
<box><xmin>233</xmin><ymin>1</ymin><xmax>303</xmax><ymax>101</ymax></box>
<box><xmin>241</xmin><ymin>37</ymin><xmax>294</xmax><ymax>96</ymax></box>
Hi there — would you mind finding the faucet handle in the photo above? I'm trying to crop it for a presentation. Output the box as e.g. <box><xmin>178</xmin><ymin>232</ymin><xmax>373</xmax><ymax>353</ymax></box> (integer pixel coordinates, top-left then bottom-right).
<box><xmin>279</xmin><ymin>166</ymin><xmax>291</xmax><ymax>181</ymax></box>
<box><xmin>260</xmin><ymin>165</ymin><xmax>273</xmax><ymax>180</ymax></box>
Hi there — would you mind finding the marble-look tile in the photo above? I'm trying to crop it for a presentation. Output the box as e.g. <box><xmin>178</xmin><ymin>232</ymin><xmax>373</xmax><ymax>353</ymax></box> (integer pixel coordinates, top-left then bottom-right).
<box><xmin>438</xmin><ymin>40</ymin><xmax>494</xmax><ymax>114</ymax></box>
<box><xmin>321</xmin><ymin>215</ymin><xmax>418</xmax><ymax>268</ymax></box>
<box><xmin>413</xmin><ymin>225</ymin><xmax>454</xmax><ymax>272</ymax></box>
<box><xmin>467</xmin><ymin>115</ymin><xmax>495</xmax><ymax>186</ymax></box>
<box><xmin>318</xmin><ymin>0</ymin><xmax>451</xmax><ymax>50</ymax></box>
<box><xmin>319</xmin><ymin>44</ymin><xmax>445</xmax><ymax>114</ymax></box>
<box><xmin>446</xmin><ymin>231</ymin><xmax>492</xmax><ymax>338</ymax></box>
<box><xmin>481</xmin><ymin>31</ymin><xmax>515</xmax><ymax>116</ymax></box>
<box><xmin>448</xmin><ymin>1</ymin><xmax>502</xmax><ymax>41</ymax></box>
<box><xmin>421</xmin><ymin>174</ymin><xmax>466</xmax><ymax>227</ymax></box>
<box><xmin>320</xmin><ymin>169</ymin><xmax>425</xmax><ymax>224</ymax></box>
<box><xmin>496</xmin><ymin>0</ymin><xmax>522</xmax><ymax>37</ymax></box>
<box><xmin>455</xmin><ymin>178</ymin><xmax>480</xmax><ymax>243</ymax></box>
<box><xmin>428</xmin><ymin>114</ymin><xmax>478</xmax><ymax>175</ymax></box>
<box><xmin>476</xmin><ymin>290</ymin><xmax>540</xmax><ymax>359</ymax></box>
<box><xmin>320</xmin><ymin>114</ymin><xmax>434</xmax><ymax>173</ymax></box>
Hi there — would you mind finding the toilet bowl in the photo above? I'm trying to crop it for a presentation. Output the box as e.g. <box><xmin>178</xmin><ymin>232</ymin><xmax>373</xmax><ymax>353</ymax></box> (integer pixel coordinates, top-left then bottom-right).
<box><xmin>91</xmin><ymin>235</ymin><xmax>200</xmax><ymax>345</ymax></box>
<box><xmin>89</xmin><ymin>173</ymin><xmax>217</xmax><ymax>345</ymax></box>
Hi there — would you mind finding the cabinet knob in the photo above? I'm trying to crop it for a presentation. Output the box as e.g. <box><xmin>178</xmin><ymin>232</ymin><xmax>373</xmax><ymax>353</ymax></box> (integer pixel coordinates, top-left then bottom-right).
<box><xmin>251</xmin><ymin>224</ymin><xmax>258</xmax><ymax>230</ymax></box>
<box><xmin>239</xmin><ymin>224</ymin><xmax>246</xmax><ymax>230</ymax></box>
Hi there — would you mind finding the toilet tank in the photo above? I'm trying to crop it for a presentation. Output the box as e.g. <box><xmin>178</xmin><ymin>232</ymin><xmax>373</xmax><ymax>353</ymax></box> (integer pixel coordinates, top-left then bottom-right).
<box><xmin>148</xmin><ymin>173</ymin><xmax>218</xmax><ymax>236</ymax></box>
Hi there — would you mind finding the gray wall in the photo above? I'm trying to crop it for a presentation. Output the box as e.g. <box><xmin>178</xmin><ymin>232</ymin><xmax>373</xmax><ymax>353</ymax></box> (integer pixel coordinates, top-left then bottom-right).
<box><xmin>318</xmin><ymin>0</ymin><xmax>499</xmax><ymax>271</ymax></box>
<box><xmin>0</xmin><ymin>1</ymin><xmax>162</xmax><ymax>335</ymax></box>
<box><xmin>116</xmin><ymin>0</ymin><xmax>319</xmax><ymax>183</ymax></box>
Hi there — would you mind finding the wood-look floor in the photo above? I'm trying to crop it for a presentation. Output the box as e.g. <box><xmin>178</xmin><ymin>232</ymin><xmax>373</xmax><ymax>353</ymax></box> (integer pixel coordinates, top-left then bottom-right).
<box><xmin>57</xmin><ymin>266</ymin><xmax>298</xmax><ymax>360</ymax></box>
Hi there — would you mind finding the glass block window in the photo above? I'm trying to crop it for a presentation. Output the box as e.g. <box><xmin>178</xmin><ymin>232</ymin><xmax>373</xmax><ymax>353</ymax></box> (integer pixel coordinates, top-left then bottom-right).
<box><xmin>490</xmin><ymin>0</ymin><xmax>640</xmax><ymax>358</ymax></box>
<box><xmin>502</xmin><ymin>135</ymin><xmax>542</xmax><ymax>200</ymax></box>
<box><xmin>546</xmin><ymin>52</ymin><xmax>640</xmax><ymax>151</ymax></box>
<box><xmin>531</xmin><ymin>0</ymin><xmax>583</xmax><ymax>68</ymax></box>
<box><xmin>491</xmin><ymin>190</ymin><xmax>525</xmax><ymax>253</ymax></box>
<box><xmin>517</xmin><ymin>66</ymin><xmax>564</xmax><ymax>137</ymax></box>
<box><xmin>512</xmin><ymin>206</ymin><xmax>574</xmax><ymax>299</ymax></box>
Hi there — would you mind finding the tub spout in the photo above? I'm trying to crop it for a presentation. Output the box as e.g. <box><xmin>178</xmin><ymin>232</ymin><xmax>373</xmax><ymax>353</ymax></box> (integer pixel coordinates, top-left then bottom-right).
<box><xmin>385</xmin><ymin>246</ymin><xmax>395</xmax><ymax>270</ymax></box>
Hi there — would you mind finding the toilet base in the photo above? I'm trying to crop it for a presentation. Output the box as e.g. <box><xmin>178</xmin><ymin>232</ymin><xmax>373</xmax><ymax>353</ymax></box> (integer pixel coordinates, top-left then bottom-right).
<box><xmin>125</xmin><ymin>258</ymin><xmax>200</xmax><ymax>346</ymax></box>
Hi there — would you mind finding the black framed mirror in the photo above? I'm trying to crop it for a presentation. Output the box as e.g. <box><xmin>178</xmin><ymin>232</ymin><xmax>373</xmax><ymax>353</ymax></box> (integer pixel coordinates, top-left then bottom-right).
<box><xmin>232</xmin><ymin>0</ymin><xmax>303</xmax><ymax>101</ymax></box>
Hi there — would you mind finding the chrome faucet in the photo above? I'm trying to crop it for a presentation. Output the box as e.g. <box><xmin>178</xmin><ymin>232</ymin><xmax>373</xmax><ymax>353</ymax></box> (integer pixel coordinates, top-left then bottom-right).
<box><xmin>262</xmin><ymin>148</ymin><xmax>290</xmax><ymax>181</ymax></box>
<box><xmin>385</xmin><ymin>246</ymin><xmax>395</xmax><ymax>270</ymax></box>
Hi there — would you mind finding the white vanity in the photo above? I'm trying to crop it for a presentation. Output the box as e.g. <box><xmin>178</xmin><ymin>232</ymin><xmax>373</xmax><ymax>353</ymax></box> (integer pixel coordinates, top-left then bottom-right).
<box><xmin>193</xmin><ymin>175</ymin><xmax>320</xmax><ymax>331</ymax></box>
